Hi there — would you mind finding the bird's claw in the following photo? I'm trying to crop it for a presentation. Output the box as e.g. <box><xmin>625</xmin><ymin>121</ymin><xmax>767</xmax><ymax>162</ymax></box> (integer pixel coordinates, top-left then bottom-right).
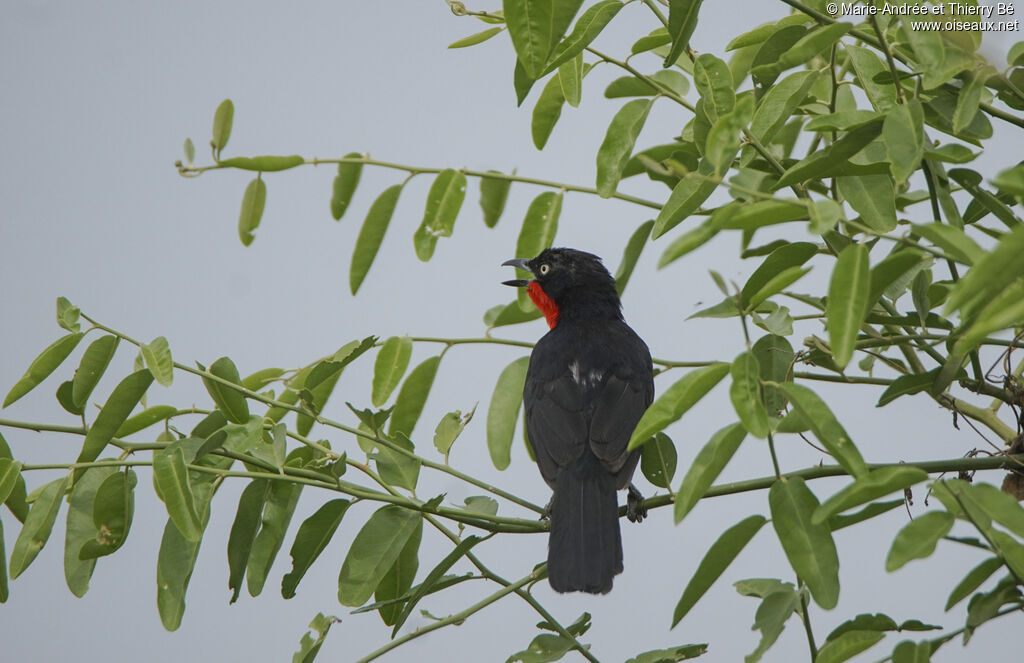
<box><xmin>626</xmin><ymin>484</ymin><xmax>647</xmax><ymax>523</ymax></box>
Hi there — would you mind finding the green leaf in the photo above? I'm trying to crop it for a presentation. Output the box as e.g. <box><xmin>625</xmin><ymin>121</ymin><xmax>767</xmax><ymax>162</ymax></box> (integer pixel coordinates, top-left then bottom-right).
<box><xmin>729</xmin><ymin>352</ymin><xmax>769</xmax><ymax>438</ymax></box>
<box><xmin>868</xmin><ymin>250</ymin><xmax>928</xmax><ymax>306</ymax></box>
<box><xmin>183</xmin><ymin>137</ymin><xmax>195</xmax><ymax>164</ymax></box>
<box><xmin>0</xmin><ymin>459</ymin><xmax>22</xmax><ymax>511</ymax></box>
<box><xmin>0</xmin><ymin>433</ymin><xmax>27</xmax><ymax>523</ymax></box>
<box><xmin>775</xmin><ymin>121</ymin><xmax>883</xmax><ymax>189</ymax></box>
<box><xmin>487</xmin><ymin>357</ymin><xmax>530</xmax><ymax>470</ymax></box>
<box><xmin>614</xmin><ymin>220</ymin><xmax>653</xmax><ymax>295</ymax></box>
<box><xmin>227</xmin><ymin>478</ymin><xmax>269</xmax><ymax>603</ymax></box>
<box><xmin>960</xmin><ymin>482</ymin><xmax>1024</xmax><ymax>538</ymax></box>
<box><xmin>946</xmin><ymin>556</ymin><xmax>1003</xmax><ymax>611</ymax></box>
<box><xmin>211</xmin><ymin>98</ymin><xmax>233</xmax><ymax>157</ymax></box>
<box><xmin>883</xmin><ymin>98</ymin><xmax>925</xmax><ymax>185</ymax></box>
<box><xmin>414</xmin><ymin>168</ymin><xmax>466</xmax><ymax>261</ymax></box>
<box><xmin>652</xmin><ymin>160</ymin><xmax>717</xmax><ymax>237</ymax></box>
<box><xmin>846</xmin><ymin>46</ymin><xmax>898</xmax><ymax>112</ymax></box>
<box><xmin>558</xmin><ymin>53</ymin><xmax>583</xmax><ymax>107</ymax></box>
<box><xmin>201</xmin><ymin>357</ymin><xmax>249</xmax><ymax>424</ymax></box>
<box><xmin>640</xmin><ymin>432</ymin><xmax>677</xmax><ymax>489</ymax></box>
<box><xmin>740</xmin><ymin>242</ymin><xmax>817</xmax><ymax>311</ymax></box>
<box><xmin>115</xmin><ymin>404</ymin><xmax>178</xmax><ymax>437</ymax></box>
<box><xmin>479</xmin><ymin>171</ymin><xmax>512</xmax><ymax>227</ymax></box>
<box><xmin>693</xmin><ymin>53</ymin><xmax>734</xmax><ymax>122</ymax></box>
<box><xmin>238</xmin><ymin>177</ymin><xmax>266</xmax><ymax>246</ymax></box>
<box><xmin>812</xmin><ymin>466</ymin><xmax>929</xmax><ymax>525</ymax></box>
<box><xmin>140</xmin><ymin>336</ymin><xmax>173</xmax><ymax>387</ymax></box>
<box><xmin>374</xmin><ymin>517</ymin><xmax>423</xmax><ymax>625</ymax></box>
<box><xmin>351</xmin><ymin>184</ymin><xmax>403</xmax><ymax>294</ymax></box>
<box><xmin>628</xmin><ymin>362</ymin><xmax>730</xmax><ymax>450</ymax></box>
<box><xmin>515</xmin><ymin>191</ymin><xmax>563</xmax><ymax>311</ymax></box>
<box><xmin>153</xmin><ymin>447</ymin><xmax>203</xmax><ymax>542</ymax></box>
<box><xmin>596</xmin><ymin>99</ymin><xmax>653</xmax><ymax>198</ymax></box>
<box><xmin>953</xmin><ymin>69</ymin><xmax>988</xmax><ymax>134</ymax></box>
<box><xmin>542</xmin><ymin>1</ymin><xmax>622</xmax><ymax>74</ymax></box>
<box><xmin>338</xmin><ymin>505</ymin><xmax>422</xmax><ymax>607</ymax></box>
<box><xmin>532</xmin><ymin>71</ymin><xmax>566</xmax><ymax>150</ymax></box>
<box><xmin>924</xmin><ymin>143</ymin><xmax>978</xmax><ymax>164</ymax></box>
<box><xmin>70</xmin><ymin>334</ymin><xmax>118</xmax><ymax>410</ymax></box>
<box><xmin>657</xmin><ymin>205</ymin><xmax>733</xmax><ymax>268</ymax></box>
<box><xmin>837</xmin><ymin>175</ymin><xmax>897</xmax><ymax>233</ymax></box>
<box><xmin>816</xmin><ymin>630</ymin><xmax>885</xmax><ymax>663</ymax></box>
<box><xmin>371</xmin><ymin>434</ymin><xmax>420</xmax><ymax>491</ymax></box>
<box><xmin>372</xmin><ymin>336</ymin><xmax>413</xmax><ymax>407</ymax></box>
<box><xmin>749</xmin><ymin>70</ymin><xmax>819</xmax><ymax>148</ymax></box>
<box><xmin>64</xmin><ymin>465</ymin><xmax>116</xmax><ymax>597</ymax></box>
<box><xmin>750</xmin><ymin>22</ymin><xmax>851</xmax><ymax>80</ymax></box>
<box><xmin>388</xmin><ymin>356</ymin><xmax>441</xmax><ymax>438</ymax></box>
<box><xmin>826</xmin><ymin>243</ymin><xmax>870</xmax><ymax>369</ymax></box>
<box><xmin>156</xmin><ymin>490</ymin><xmax>209</xmax><ymax>631</ymax></box>
<box><xmin>56</xmin><ymin>296</ymin><xmax>81</xmax><ymax>332</ymax></box>
<box><xmin>769</xmin><ymin>477</ymin><xmax>840</xmax><ymax>609</ymax></box>
<box><xmin>886</xmin><ymin>511</ymin><xmax>954</xmax><ymax>571</ymax></box>
<box><xmin>945</xmin><ymin>225</ymin><xmax>1024</xmax><ymax>319</ymax></box>
<box><xmin>751</xmin><ymin>334</ymin><xmax>792</xmax><ymax>414</ymax></box>
<box><xmin>672</xmin><ymin>515</ymin><xmax>767</xmax><ymax>626</ymax></box>
<box><xmin>913</xmin><ymin>223</ymin><xmax>985</xmax><ymax>266</ymax></box>
<box><xmin>876</xmin><ymin>369</ymin><xmax>940</xmax><ymax>407</ymax></box>
<box><xmin>951</xmin><ymin>280</ymin><xmax>1024</xmax><ymax>363</ymax></box>
<box><xmin>664</xmin><ymin>0</ymin><xmax>705</xmax><ymax>66</ymax></box>
<box><xmin>809</xmin><ymin>199</ymin><xmax>843</xmax><ymax>236</ymax></box>
<box><xmin>247</xmin><ymin>480</ymin><xmax>303</xmax><ymax>596</ymax></box>
<box><xmin>829</xmin><ymin>500</ymin><xmax>905</xmax><ymax>531</ymax></box>
<box><xmin>605</xmin><ymin>70</ymin><xmax>689</xmax><ymax>99</ymax></box>
<box><xmin>805</xmin><ymin>111</ymin><xmax>884</xmax><ymax>133</ymax></box>
<box><xmin>9</xmin><ymin>476</ymin><xmax>67</xmax><ymax>579</ymax></box>
<box><xmin>705</xmin><ymin>94</ymin><xmax>753</xmax><ymax>176</ymax></box>
<box><xmin>448</xmin><ymin>26</ymin><xmax>504</xmax><ymax>49</ymax></box>
<box><xmin>4</xmin><ymin>332</ymin><xmax>84</xmax><ymax>408</ymax></box>
<box><xmin>993</xmin><ymin>164</ymin><xmax>1024</xmax><ymax>197</ymax></box>
<box><xmin>433</xmin><ymin>406</ymin><xmax>475</xmax><ymax>458</ymax></box>
<box><xmin>504</xmin><ymin>0</ymin><xmax>555</xmax><ymax>78</ymax></box>
<box><xmin>79</xmin><ymin>469</ymin><xmax>136</xmax><ymax>559</ymax></box>
<box><xmin>390</xmin><ymin>535</ymin><xmax>483</xmax><ymax>635</ymax></box>
<box><xmin>331</xmin><ymin>153</ymin><xmax>363</xmax><ymax>220</ymax></box>
<box><xmin>746</xmin><ymin>588</ymin><xmax>801</xmax><ymax>663</ymax></box>
<box><xmin>726</xmin><ymin>14</ymin><xmax>810</xmax><ymax>51</ymax></box>
<box><xmin>292</xmin><ymin>613</ymin><xmax>339</xmax><ymax>663</ymax></box>
<box><xmin>626</xmin><ymin>644</ymin><xmax>708</xmax><ymax>663</ymax></box>
<box><xmin>674</xmin><ymin>423</ymin><xmax>746</xmax><ymax>523</ymax></box>
<box><xmin>76</xmin><ymin>369</ymin><xmax>154</xmax><ymax>471</ymax></box>
<box><xmin>219</xmin><ymin>155</ymin><xmax>305</xmax><ymax>172</ymax></box>
<box><xmin>891</xmin><ymin>640</ymin><xmax>932</xmax><ymax>663</ymax></box>
<box><xmin>282</xmin><ymin>499</ymin><xmax>351</xmax><ymax>599</ymax></box>
<box><xmin>779</xmin><ymin>383</ymin><xmax>867</xmax><ymax>477</ymax></box>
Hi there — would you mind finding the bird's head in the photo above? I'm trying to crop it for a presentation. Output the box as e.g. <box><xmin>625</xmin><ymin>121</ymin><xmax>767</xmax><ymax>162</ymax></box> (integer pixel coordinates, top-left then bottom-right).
<box><xmin>502</xmin><ymin>248</ymin><xmax>621</xmax><ymax>328</ymax></box>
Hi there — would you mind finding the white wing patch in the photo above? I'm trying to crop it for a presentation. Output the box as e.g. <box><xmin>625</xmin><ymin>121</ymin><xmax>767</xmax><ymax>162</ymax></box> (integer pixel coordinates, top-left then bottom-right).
<box><xmin>569</xmin><ymin>361</ymin><xmax>603</xmax><ymax>388</ymax></box>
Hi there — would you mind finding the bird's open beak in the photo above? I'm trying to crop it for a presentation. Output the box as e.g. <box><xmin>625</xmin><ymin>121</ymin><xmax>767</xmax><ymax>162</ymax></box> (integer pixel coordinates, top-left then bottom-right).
<box><xmin>501</xmin><ymin>258</ymin><xmax>532</xmax><ymax>287</ymax></box>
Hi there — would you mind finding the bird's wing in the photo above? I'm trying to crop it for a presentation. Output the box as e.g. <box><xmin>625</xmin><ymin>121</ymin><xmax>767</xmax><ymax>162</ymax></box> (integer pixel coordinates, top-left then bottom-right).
<box><xmin>524</xmin><ymin>366</ymin><xmax>587</xmax><ymax>488</ymax></box>
<box><xmin>588</xmin><ymin>369</ymin><xmax>653</xmax><ymax>474</ymax></box>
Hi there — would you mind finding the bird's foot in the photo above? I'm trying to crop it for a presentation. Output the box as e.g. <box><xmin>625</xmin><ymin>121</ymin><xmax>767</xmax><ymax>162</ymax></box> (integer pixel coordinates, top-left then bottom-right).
<box><xmin>626</xmin><ymin>484</ymin><xmax>647</xmax><ymax>523</ymax></box>
<box><xmin>540</xmin><ymin>496</ymin><xmax>553</xmax><ymax>521</ymax></box>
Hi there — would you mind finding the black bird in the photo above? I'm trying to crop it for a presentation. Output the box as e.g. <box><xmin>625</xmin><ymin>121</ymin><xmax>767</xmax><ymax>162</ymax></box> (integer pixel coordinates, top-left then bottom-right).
<box><xmin>502</xmin><ymin>248</ymin><xmax>653</xmax><ymax>594</ymax></box>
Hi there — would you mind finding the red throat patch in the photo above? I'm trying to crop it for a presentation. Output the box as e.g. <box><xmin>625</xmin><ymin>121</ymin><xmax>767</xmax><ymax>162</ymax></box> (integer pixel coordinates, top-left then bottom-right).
<box><xmin>528</xmin><ymin>281</ymin><xmax>560</xmax><ymax>329</ymax></box>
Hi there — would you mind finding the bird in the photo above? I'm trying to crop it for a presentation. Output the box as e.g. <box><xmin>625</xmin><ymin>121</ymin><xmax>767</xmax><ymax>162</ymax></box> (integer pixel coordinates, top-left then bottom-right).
<box><xmin>502</xmin><ymin>247</ymin><xmax>653</xmax><ymax>594</ymax></box>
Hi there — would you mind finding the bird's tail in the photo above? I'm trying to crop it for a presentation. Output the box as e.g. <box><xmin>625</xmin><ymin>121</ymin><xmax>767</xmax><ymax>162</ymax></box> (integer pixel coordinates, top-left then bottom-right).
<box><xmin>547</xmin><ymin>453</ymin><xmax>622</xmax><ymax>594</ymax></box>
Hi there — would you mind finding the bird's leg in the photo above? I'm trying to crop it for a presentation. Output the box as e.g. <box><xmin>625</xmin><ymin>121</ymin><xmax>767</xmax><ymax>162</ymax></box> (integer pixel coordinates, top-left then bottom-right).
<box><xmin>626</xmin><ymin>483</ymin><xmax>647</xmax><ymax>523</ymax></box>
<box><xmin>540</xmin><ymin>495</ymin><xmax>553</xmax><ymax>521</ymax></box>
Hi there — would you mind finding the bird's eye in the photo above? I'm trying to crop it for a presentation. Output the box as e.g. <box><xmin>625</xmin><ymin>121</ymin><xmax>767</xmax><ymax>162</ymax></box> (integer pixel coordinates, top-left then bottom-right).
<box><xmin>539</xmin><ymin>263</ymin><xmax>550</xmax><ymax>275</ymax></box>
